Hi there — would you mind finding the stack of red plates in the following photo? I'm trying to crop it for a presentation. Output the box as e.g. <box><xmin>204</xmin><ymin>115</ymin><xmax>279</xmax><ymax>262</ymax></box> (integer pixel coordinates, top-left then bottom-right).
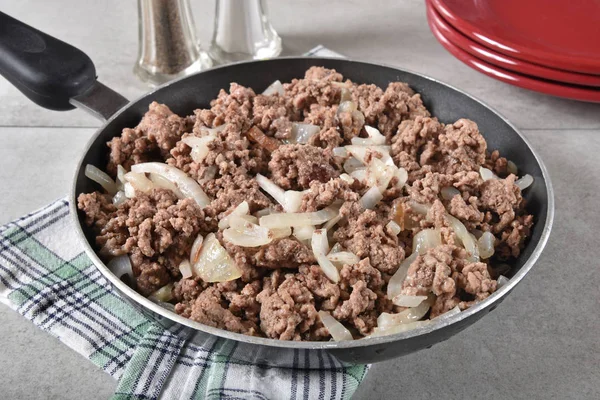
<box><xmin>426</xmin><ymin>0</ymin><xmax>600</xmax><ymax>102</ymax></box>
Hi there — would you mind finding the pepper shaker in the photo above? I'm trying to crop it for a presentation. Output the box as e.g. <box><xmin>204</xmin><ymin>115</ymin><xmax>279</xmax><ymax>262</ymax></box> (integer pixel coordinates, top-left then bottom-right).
<box><xmin>134</xmin><ymin>0</ymin><xmax>212</xmax><ymax>86</ymax></box>
<box><xmin>209</xmin><ymin>0</ymin><xmax>282</xmax><ymax>64</ymax></box>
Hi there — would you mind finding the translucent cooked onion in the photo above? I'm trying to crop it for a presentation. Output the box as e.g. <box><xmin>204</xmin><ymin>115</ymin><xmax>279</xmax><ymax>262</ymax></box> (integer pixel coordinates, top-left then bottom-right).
<box><xmin>479</xmin><ymin>166</ymin><xmax>498</xmax><ymax>181</ymax></box>
<box><xmin>328</xmin><ymin>242</ymin><xmax>343</xmax><ymax>254</ymax></box>
<box><xmin>327</xmin><ymin>251</ymin><xmax>360</xmax><ymax>266</ymax></box>
<box><xmin>124</xmin><ymin>172</ymin><xmax>155</xmax><ymax>193</ymax></box>
<box><xmin>323</xmin><ymin>213</ymin><xmax>343</xmax><ymax>231</ymax></box>
<box><xmin>179</xmin><ymin>259</ymin><xmax>193</xmax><ymax>279</ymax></box>
<box><xmin>339</xmin><ymin>173</ymin><xmax>355</xmax><ymax>184</ymax></box>
<box><xmin>515</xmin><ymin>174</ymin><xmax>533</xmax><ymax>190</ymax></box>
<box><xmin>441</xmin><ymin>186</ymin><xmax>460</xmax><ymax>200</ymax></box>
<box><xmin>343</xmin><ymin>157</ymin><xmax>365</xmax><ymax>173</ymax></box>
<box><xmin>434</xmin><ymin>305</ymin><xmax>461</xmax><ymax>319</ymax></box>
<box><xmin>284</xmin><ymin>190</ymin><xmax>304</xmax><ymax>213</ymax></box>
<box><xmin>189</xmin><ymin>233</ymin><xmax>204</xmax><ymax>265</ymax></box>
<box><xmin>149</xmin><ymin>173</ymin><xmax>185</xmax><ymax>198</ymax></box>
<box><xmin>124</xmin><ymin>182</ymin><xmax>135</xmax><ymax>198</ymax></box>
<box><xmin>240</xmin><ymin>214</ymin><xmax>259</xmax><ymax>224</ymax></box>
<box><xmin>293</xmin><ymin>225</ymin><xmax>315</xmax><ymax>241</ymax></box>
<box><xmin>364</xmin><ymin>126</ymin><xmax>386</xmax><ymax>145</ymax></box>
<box><xmin>107</xmin><ymin>255</ymin><xmax>134</xmax><ymax>280</ymax></box>
<box><xmin>192</xmin><ymin>233</ymin><xmax>241</xmax><ymax>282</ymax></box>
<box><xmin>312</xmin><ymin>229</ymin><xmax>339</xmax><ymax>283</ymax></box>
<box><xmin>478</xmin><ymin>231</ymin><xmax>496</xmax><ymax>259</ymax></box>
<box><xmin>497</xmin><ymin>275</ymin><xmax>509</xmax><ymax>288</ymax></box>
<box><xmin>318</xmin><ymin>311</ymin><xmax>353</xmax><ymax>341</ymax></box>
<box><xmin>270</xmin><ymin>226</ymin><xmax>292</xmax><ymax>239</ymax></box>
<box><xmin>200</xmin><ymin>165</ymin><xmax>218</xmax><ymax>183</ymax></box>
<box><xmin>393</xmin><ymin>294</ymin><xmax>428</xmax><ymax>307</ymax></box>
<box><xmin>447</xmin><ymin>214</ymin><xmax>480</xmax><ymax>262</ymax></box>
<box><xmin>337</xmin><ymin>100</ymin><xmax>357</xmax><ymax>114</ymax></box>
<box><xmin>408</xmin><ymin>201</ymin><xmax>431</xmax><ymax>215</ymax></box>
<box><xmin>131</xmin><ymin>162</ymin><xmax>210</xmax><ymax>207</ymax></box>
<box><xmin>218</xmin><ymin>201</ymin><xmax>250</xmax><ymax>230</ymax></box>
<box><xmin>350</xmin><ymin>169</ymin><xmax>367</xmax><ymax>182</ymax></box>
<box><xmin>395</xmin><ymin>167</ymin><xmax>408</xmax><ymax>188</ymax></box>
<box><xmin>366</xmin><ymin>158</ymin><xmax>395</xmax><ymax>192</ymax></box>
<box><xmin>224</xmin><ymin>216</ymin><xmax>273</xmax><ymax>247</ymax></box>
<box><xmin>112</xmin><ymin>191</ymin><xmax>127</xmax><ymax>206</ymax></box>
<box><xmin>290</xmin><ymin>123</ymin><xmax>320</xmax><ymax>144</ymax></box>
<box><xmin>507</xmin><ymin>160</ymin><xmax>518</xmax><ymax>175</ymax></box>
<box><xmin>333</xmin><ymin>147</ymin><xmax>348</xmax><ymax>158</ymax></box>
<box><xmin>259</xmin><ymin>205</ymin><xmax>338</xmax><ymax>229</ymax></box>
<box><xmin>339</xmin><ymin>86</ymin><xmax>352</xmax><ymax>100</ymax></box>
<box><xmin>182</xmin><ymin>134</ymin><xmax>216</xmax><ymax>163</ymax></box>
<box><xmin>377</xmin><ymin>295</ymin><xmax>433</xmax><ymax>328</ymax></box>
<box><xmin>412</xmin><ymin>229</ymin><xmax>442</xmax><ymax>254</ymax></box>
<box><xmin>386</xmin><ymin>220</ymin><xmax>401</xmax><ymax>235</ymax></box>
<box><xmin>345</xmin><ymin>145</ymin><xmax>392</xmax><ymax>165</ymax></box>
<box><xmin>387</xmin><ymin>252</ymin><xmax>418</xmax><ymax>299</ymax></box>
<box><xmin>262</xmin><ymin>79</ymin><xmax>284</xmax><ymax>96</ymax></box>
<box><xmin>359</xmin><ymin>186</ymin><xmax>383</xmax><ymax>210</ymax></box>
<box><xmin>149</xmin><ymin>283</ymin><xmax>174</xmax><ymax>302</ymax></box>
<box><xmin>85</xmin><ymin>164</ymin><xmax>117</xmax><ymax>195</ymax></box>
<box><xmin>116</xmin><ymin>165</ymin><xmax>126</xmax><ymax>190</ymax></box>
<box><xmin>368</xmin><ymin>320</ymin><xmax>430</xmax><ymax>338</ymax></box>
<box><xmin>255</xmin><ymin>173</ymin><xmax>286</xmax><ymax>207</ymax></box>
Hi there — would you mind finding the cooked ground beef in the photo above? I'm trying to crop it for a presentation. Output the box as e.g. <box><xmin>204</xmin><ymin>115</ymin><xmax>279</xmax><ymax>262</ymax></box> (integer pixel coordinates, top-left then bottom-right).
<box><xmin>78</xmin><ymin>66</ymin><xmax>534</xmax><ymax>341</ymax></box>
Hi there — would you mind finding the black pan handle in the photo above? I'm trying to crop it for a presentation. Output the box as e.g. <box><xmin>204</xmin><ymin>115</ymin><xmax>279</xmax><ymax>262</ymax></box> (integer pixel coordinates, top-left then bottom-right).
<box><xmin>0</xmin><ymin>11</ymin><xmax>128</xmax><ymax>120</ymax></box>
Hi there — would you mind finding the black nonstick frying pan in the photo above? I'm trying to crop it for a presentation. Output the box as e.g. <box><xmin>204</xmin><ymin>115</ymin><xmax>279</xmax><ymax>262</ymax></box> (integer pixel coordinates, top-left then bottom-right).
<box><xmin>0</xmin><ymin>11</ymin><xmax>553</xmax><ymax>367</ymax></box>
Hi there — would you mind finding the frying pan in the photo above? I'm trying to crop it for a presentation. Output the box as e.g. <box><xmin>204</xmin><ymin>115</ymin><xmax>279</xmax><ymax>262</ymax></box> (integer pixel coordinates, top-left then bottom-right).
<box><xmin>0</xmin><ymin>12</ymin><xmax>553</xmax><ymax>367</ymax></box>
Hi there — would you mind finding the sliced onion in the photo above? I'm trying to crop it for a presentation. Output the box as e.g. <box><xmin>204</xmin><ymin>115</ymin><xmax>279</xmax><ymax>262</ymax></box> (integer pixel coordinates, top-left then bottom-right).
<box><xmin>224</xmin><ymin>216</ymin><xmax>273</xmax><ymax>247</ymax></box>
<box><xmin>290</xmin><ymin>123</ymin><xmax>320</xmax><ymax>144</ymax></box>
<box><xmin>189</xmin><ymin>233</ymin><xmax>204</xmax><ymax>265</ymax></box>
<box><xmin>106</xmin><ymin>255</ymin><xmax>134</xmax><ymax>280</ymax></box>
<box><xmin>116</xmin><ymin>165</ymin><xmax>126</xmax><ymax>190</ymax></box>
<box><xmin>386</xmin><ymin>220</ymin><xmax>401</xmax><ymax>235</ymax></box>
<box><xmin>441</xmin><ymin>186</ymin><xmax>460</xmax><ymax>200</ymax></box>
<box><xmin>259</xmin><ymin>205</ymin><xmax>339</xmax><ymax>229</ymax></box>
<box><xmin>182</xmin><ymin>134</ymin><xmax>216</xmax><ymax>163</ymax></box>
<box><xmin>318</xmin><ymin>311</ymin><xmax>353</xmax><ymax>341</ymax></box>
<box><xmin>240</xmin><ymin>214</ymin><xmax>259</xmax><ymax>224</ymax></box>
<box><xmin>359</xmin><ymin>186</ymin><xmax>383</xmax><ymax>210</ymax></box>
<box><xmin>284</xmin><ymin>190</ymin><xmax>305</xmax><ymax>213</ymax></box>
<box><xmin>124</xmin><ymin>182</ymin><xmax>135</xmax><ymax>198</ymax></box>
<box><xmin>112</xmin><ymin>191</ymin><xmax>127</xmax><ymax>206</ymax></box>
<box><xmin>270</xmin><ymin>226</ymin><xmax>292</xmax><ymax>239</ymax></box>
<box><xmin>192</xmin><ymin>233</ymin><xmax>241</xmax><ymax>282</ymax></box>
<box><xmin>395</xmin><ymin>167</ymin><xmax>408</xmax><ymax>188</ymax></box>
<box><xmin>255</xmin><ymin>173</ymin><xmax>286</xmax><ymax>206</ymax></box>
<box><xmin>200</xmin><ymin>165</ymin><xmax>218</xmax><ymax>183</ymax></box>
<box><xmin>507</xmin><ymin>160</ymin><xmax>518</xmax><ymax>175</ymax></box>
<box><xmin>149</xmin><ymin>283</ymin><xmax>174</xmax><ymax>302</ymax></box>
<box><xmin>478</xmin><ymin>231</ymin><xmax>496</xmax><ymax>259</ymax></box>
<box><xmin>337</xmin><ymin>100</ymin><xmax>357</xmax><ymax>114</ymax></box>
<box><xmin>85</xmin><ymin>164</ymin><xmax>117</xmax><ymax>195</ymax></box>
<box><xmin>377</xmin><ymin>295</ymin><xmax>433</xmax><ymax>328</ymax></box>
<box><xmin>328</xmin><ymin>243</ymin><xmax>343</xmax><ymax>255</ymax></box>
<box><xmin>124</xmin><ymin>172</ymin><xmax>155</xmax><ymax>193</ymax></box>
<box><xmin>364</xmin><ymin>126</ymin><xmax>386</xmax><ymax>145</ymax></box>
<box><xmin>412</xmin><ymin>229</ymin><xmax>442</xmax><ymax>254</ymax></box>
<box><xmin>433</xmin><ymin>305</ymin><xmax>461</xmax><ymax>319</ymax></box>
<box><xmin>327</xmin><ymin>251</ymin><xmax>360</xmax><ymax>266</ymax></box>
<box><xmin>366</xmin><ymin>158</ymin><xmax>395</xmax><ymax>192</ymax></box>
<box><xmin>131</xmin><ymin>162</ymin><xmax>210</xmax><ymax>207</ymax></box>
<box><xmin>345</xmin><ymin>145</ymin><xmax>392</xmax><ymax>165</ymax></box>
<box><xmin>339</xmin><ymin>86</ymin><xmax>352</xmax><ymax>100</ymax></box>
<box><xmin>368</xmin><ymin>320</ymin><xmax>430</xmax><ymax>338</ymax></box>
<box><xmin>393</xmin><ymin>294</ymin><xmax>428</xmax><ymax>307</ymax></box>
<box><xmin>293</xmin><ymin>225</ymin><xmax>315</xmax><ymax>242</ymax></box>
<box><xmin>323</xmin><ymin>213</ymin><xmax>342</xmax><ymax>231</ymax></box>
<box><xmin>479</xmin><ymin>166</ymin><xmax>497</xmax><ymax>181</ymax></box>
<box><xmin>350</xmin><ymin>169</ymin><xmax>367</xmax><ymax>182</ymax></box>
<box><xmin>387</xmin><ymin>252</ymin><xmax>418</xmax><ymax>299</ymax></box>
<box><xmin>447</xmin><ymin>214</ymin><xmax>479</xmax><ymax>262</ymax></box>
<box><xmin>218</xmin><ymin>201</ymin><xmax>250</xmax><ymax>230</ymax></box>
<box><xmin>149</xmin><ymin>173</ymin><xmax>185</xmax><ymax>198</ymax></box>
<box><xmin>515</xmin><ymin>174</ymin><xmax>533</xmax><ymax>190</ymax></box>
<box><xmin>408</xmin><ymin>201</ymin><xmax>431</xmax><ymax>215</ymax></box>
<box><xmin>262</xmin><ymin>79</ymin><xmax>284</xmax><ymax>96</ymax></box>
<box><xmin>343</xmin><ymin>157</ymin><xmax>365</xmax><ymax>173</ymax></box>
<box><xmin>497</xmin><ymin>275</ymin><xmax>509</xmax><ymax>288</ymax></box>
<box><xmin>339</xmin><ymin>173</ymin><xmax>355</xmax><ymax>184</ymax></box>
<box><xmin>312</xmin><ymin>229</ymin><xmax>339</xmax><ymax>283</ymax></box>
<box><xmin>179</xmin><ymin>259</ymin><xmax>193</xmax><ymax>279</ymax></box>
<box><xmin>333</xmin><ymin>147</ymin><xmax>348</xmax><ymax>158</ymax></box>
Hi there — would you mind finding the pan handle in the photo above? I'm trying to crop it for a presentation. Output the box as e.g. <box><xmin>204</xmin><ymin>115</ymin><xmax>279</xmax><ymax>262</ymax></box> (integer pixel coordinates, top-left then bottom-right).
<box><xmin>0</xmin><ymin>11</ymin><xmax>128</xmax><ymax>121</ymax></box>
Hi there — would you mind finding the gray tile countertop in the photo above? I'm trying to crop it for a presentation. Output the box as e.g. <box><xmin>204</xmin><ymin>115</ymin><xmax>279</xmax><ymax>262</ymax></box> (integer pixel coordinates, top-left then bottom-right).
<box><xmin>0</xmin><ymin>0</ymin><xmax>598</xmax><ymax>399</ymax></box>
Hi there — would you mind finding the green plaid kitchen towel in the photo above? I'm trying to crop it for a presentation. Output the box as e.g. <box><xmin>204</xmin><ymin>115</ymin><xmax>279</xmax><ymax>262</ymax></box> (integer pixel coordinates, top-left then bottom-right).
<box><xmin>0</xmin><ymin>47</ymin><xmax>368</xmax><ymax>400</ymax></box>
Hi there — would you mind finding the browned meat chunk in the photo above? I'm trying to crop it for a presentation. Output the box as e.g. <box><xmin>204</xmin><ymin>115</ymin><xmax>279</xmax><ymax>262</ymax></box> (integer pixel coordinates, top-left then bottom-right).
<box><xmin>268</xmin><ymin>144</ymin><xmax>339</xmax><ymax>190</ymax></box>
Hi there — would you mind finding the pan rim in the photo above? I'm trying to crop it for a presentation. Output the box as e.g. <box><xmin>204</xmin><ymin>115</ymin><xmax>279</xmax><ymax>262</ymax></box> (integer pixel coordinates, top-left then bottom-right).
<box><xmin>69</xmin><ymin>56</ymin><xmax>555</xmax><ymax>350</ymax></box>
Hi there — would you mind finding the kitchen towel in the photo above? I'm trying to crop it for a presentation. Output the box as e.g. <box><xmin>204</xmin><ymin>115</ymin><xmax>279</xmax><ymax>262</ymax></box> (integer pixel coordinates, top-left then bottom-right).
<box><xmin>0</xmin><ymin>46</ymin><xmax>368</xmax><ymax>400</ymax></box>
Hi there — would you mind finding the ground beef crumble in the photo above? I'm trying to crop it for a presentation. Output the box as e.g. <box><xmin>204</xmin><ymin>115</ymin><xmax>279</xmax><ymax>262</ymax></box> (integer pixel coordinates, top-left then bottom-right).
<box><xmin>78</xmin><ymin>66</ymin><xmax>534</xmax><ymax>340</ymax></box>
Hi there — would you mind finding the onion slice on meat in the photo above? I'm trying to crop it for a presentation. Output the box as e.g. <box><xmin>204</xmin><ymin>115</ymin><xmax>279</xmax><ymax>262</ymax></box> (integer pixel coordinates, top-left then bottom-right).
<box><xmin>149</xmin><ymin>173</ymin><xmax>185</xmax><ymax>198</ymax></box>
<box><xmin>377</xmin><ymin>295</ymin><xmax>434</xmax><ymax>328</ymax></box>
<box><xmin>333</xmin><ymin>147</ymin><xmax>348</xmax><ymax>158</ymax></box>
<box><xmin>149</xmin><ymin>283</ymin><xmax>174</xmax><ymax>302</ymax></box>
<box><xmin>345</xmin><ymin>145</ymin><xmax>392</xmax><ymax>166</ymax></box>
<box><xmin>179</xmin><ymin>259</ymin><xmax>193</xmax><ymax>279</ymax></box>
<box><xmin>386</xmin><ymin>220</ymin><xmax>401</xmax><ymax>235</ymax></box>
<box><xmin>85</xmin><ymin>164</ymin><xmax>117</xmax><ymax>195</ymax></box>
<box><xmin>262</xmin><ymin>80</ymin><xmax>284</xmax><ymax>96</ymax></box>
<box><xmin>189</xmin><ymin>233</ymin><xmax>204</xmax><ymax>265</ymax></box>
<box><xmin>124</xmin><ymin>172</ymin><xmax>155</xmax><ymax>193</ymax></box>
<box><xmin>131</xmin><ymin>162</ymin><xmax>210</xmax><ymax>207</ymax></box>
<box><xmin>350</xmin><ymin>125</ymin><xmax>386</xmax><ymax>146</ymax></box>
<box><xmin>223</xmin><ymin>216</ymin><xmax>273</xmax><ymax>247</ymax></box>
<box><xmin>434</xmin><ymin>305</ymin><xmax>461</xmax><ymax>320</ymax></box>
<box><xmin>192</xmin><ymin>233</ymin><xmax>241</xmax><ymax>282</ymax></box>
<box><xmin>507</xmin><ymin>160</ymin><xmax>518</xmax><ymax>175</ymax></box>
<box><xmin>290</xmin><ymin>123</ymin><xmax>320</xmax><ymax>144</ymax></box>
<box><xmin>318</xmin><ymin>311</ymin><xmax>353</xmax><ymax>341</ymax></box>
<box><xmin>479</xmin><ymin>166</ymin><xmax>497</xmax><ymax>181</ymax></box>
<box><xmin>107</xmin><ymin>255</ymin><xmax>134</xmax><ymax>281</ymax></box>
<box><xmin>112</xmin><ymin>191</ymin><xmax>127</xmax><ymax>206</ymax></box>
<box><xmin>255</xmin><ymin>174</ymin><xmax>286</xmax><ymax>207</ymax></box>
<box><xmin>293</xmin><ymin>225</ymin><xmax>315</xmax><ymax>242</ymax></box>
<box><xmin>441</xmin><ymin>186</ymin><xmax>460</xmax><ymax>200</ymax></box>
<box><xmin>478</xmin><ymin>231</ymin><xmax>496</xmax><ymax>259</ymax></box>
<box><xmin>312</xmin><ymin>229</ymin><xmax>340</xmax><ymax>283</ymax></box>
<box><xmin>368</xmin><ymin>320</ymin><xmax>430</xmax><ymax>338</ymax></box>
<box><xmin>327</xmin><ymin>251</ymin><xmax>360</xmax><ymax>266</ymax></box>
<box><xmin>387</xmin><ymin>252</ymin><xmax>418</xmax><ymax>299</ymax></box>
<box><xmin>259</xmin><ymin>205</ymin><xmax>339</xmax><ymax>229</ymax></box>
<box><xmin>181</xmin><ymin>134</ymin><xmax>216</xmax><ymax>163</ymax></box>
<box><xmin>446</xmin><ymin>214</ymin><xmax>479</xmax><ymax>262</ymax></box>
<box><xmin>218</xmin><ymin>201</ymin><xmax>250</xmax><ymax>230</ymax></box>
<box><xmin>497</xmin><ymin>275</ymin><xmax>509</xmax><ymax>288</ymax></box>
<box><xmin>359</xmin><ymin>186</ymin><xmax>383</xmax><ymax>210</ymax></box>
<box><xmin>515</xmin><ymin>174</ymin><xmax>533</xmax><ymax>190</ymax></box>
<box><xmin>412</xmin><ymin>229</ymin><xmax>442</xmax><ymax>254</ymax></box>
<box><xmin>392</xmin><ymin>294</ymin><xmax>428</xmax><ymax>308</ymax></box>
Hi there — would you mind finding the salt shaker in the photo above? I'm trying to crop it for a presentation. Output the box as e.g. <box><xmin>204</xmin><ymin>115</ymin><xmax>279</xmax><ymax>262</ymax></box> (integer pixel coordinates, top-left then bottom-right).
<box><xmin>209</xmin><ymin>0</ymin><xmax>282</xmax><ymax>64</ymax></box>
<box><xmin>134</xmin><ymin>0</ymin><xmax>212</xmax><ymax>86</ymax></box>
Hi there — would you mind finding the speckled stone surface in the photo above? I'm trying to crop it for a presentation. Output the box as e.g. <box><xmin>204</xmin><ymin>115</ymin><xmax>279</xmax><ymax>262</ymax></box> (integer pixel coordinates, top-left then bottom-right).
<box><xmin>0</xmin><ymin>0</ymin><xmax>598</xmax><ymax>399</ymax></box>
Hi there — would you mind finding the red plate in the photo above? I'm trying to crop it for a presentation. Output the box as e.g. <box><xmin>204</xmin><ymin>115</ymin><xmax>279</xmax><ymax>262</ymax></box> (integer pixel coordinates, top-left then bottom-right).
<box><xmin>426</xmin><ymin>2</ymin><xmax>600</xmax><ymax>87</ymax></box>
<box><xmin>431</xmin><ymin>0</ymin><xmax>600</xmax><ymax>74</ymax></box>
<box><xmin>426</xmin><ymin>6</ymin><xmax>600</xmax><ymax>103</ymax></box>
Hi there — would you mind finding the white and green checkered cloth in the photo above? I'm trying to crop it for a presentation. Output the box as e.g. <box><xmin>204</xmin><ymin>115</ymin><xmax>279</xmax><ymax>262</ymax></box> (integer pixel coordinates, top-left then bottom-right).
<box><xmin>0</xmin><ymin>47</ymin><xmax>369</xmax><ymax>400</ymax></box>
